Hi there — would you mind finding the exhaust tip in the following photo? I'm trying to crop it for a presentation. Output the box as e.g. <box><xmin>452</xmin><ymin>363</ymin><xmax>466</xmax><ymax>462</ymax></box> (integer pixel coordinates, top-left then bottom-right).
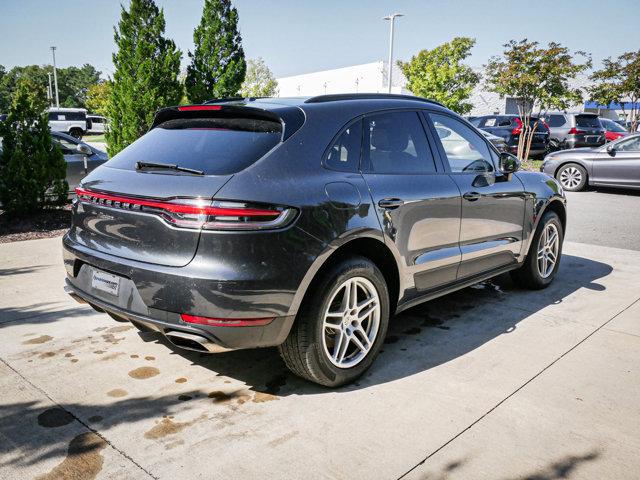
<box><xmin>164</xmin><ymin>330</ymin><xmax>230</xmax><ymax>354</ymax></box>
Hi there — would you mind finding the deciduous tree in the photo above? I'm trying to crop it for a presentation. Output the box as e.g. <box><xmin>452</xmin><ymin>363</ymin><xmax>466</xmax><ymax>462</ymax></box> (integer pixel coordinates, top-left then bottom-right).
<box><xmin>185</xmin><ymin>0</ymin><xmax>246</xmax><ymax>103</ymax></box>
<box><xmin>86</xmin><ymin>81</ymin><xmax>112</xmax><ymax>116</ymax></box>
<box><xmin>485</xmin><ymin>39</ymin><xmax>591</xmax><ymax>159</ymax></box>
<box><xmin>399</xmin><ymin>37</ymin><xmax>479</xmax><ymax>115</ymax></box>
<box><xmin>239</xmin><ymin>58</ymin><xmax>278</xmax><ymax>98</ymax></box>
<box><xmin>107</xmin><ymin>0</ymin><xmax>182</xmax><ymax>156</ymax></box>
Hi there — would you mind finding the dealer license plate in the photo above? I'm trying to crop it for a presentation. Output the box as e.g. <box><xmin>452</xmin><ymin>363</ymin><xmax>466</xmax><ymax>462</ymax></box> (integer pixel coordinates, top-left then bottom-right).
<box><xmin>91</xmin><ymin>270</ymin><xmax>120</xmax><ymax>296</ymax></box>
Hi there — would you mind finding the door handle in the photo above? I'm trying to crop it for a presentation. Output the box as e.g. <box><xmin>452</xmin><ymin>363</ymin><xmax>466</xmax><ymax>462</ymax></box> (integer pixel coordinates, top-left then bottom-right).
<box><xmin>463</xmin><ymin>191</ymin><xmax>481</xmax><ymax>202</ymax></box>
<box><xmin>378</xmin><ymin>198</ymin><xmax>404</xmax><ymax>209</ymax></box>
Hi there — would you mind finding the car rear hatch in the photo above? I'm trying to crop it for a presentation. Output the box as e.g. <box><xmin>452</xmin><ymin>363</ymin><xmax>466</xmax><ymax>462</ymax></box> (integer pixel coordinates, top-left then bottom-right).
<box><xmin>511</xmin><ymin>117</ymin><xmax>549</xmax><ymax>147</ymax></box>
<box><xmin>572</xmin><ymin>114</ymin><xmax>605</xmax><ymax>145</ymax></box>
<box><xmin>68</xmin><ymin>103</ymin><xmax>303</xmax><ymax>267</ymax></box>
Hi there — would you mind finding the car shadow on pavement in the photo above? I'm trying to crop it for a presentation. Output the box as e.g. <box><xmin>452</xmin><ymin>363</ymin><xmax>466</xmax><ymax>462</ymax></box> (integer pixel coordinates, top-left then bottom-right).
<box><xmin>158</xmin><ymin>254</ymin><xmax>613</xmax><ymax>396</ymax></box>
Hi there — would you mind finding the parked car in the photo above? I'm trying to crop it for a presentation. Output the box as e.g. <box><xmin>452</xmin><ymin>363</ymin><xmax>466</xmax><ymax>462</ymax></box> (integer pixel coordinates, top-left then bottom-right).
<box><xmin>599</xmin><ymin>118</ymin><xmax>629</xmax><ymax>142</ymax></box>
<box><xmin>479</xmin><ymin>129</ymin><xmax>509</xmax><ymax>152</ymax></box>
<box><xmin>48</xmin><ymin>107</ymin><xmax>90</xmax><ymax>139</ymax></box>
<box><xmin>63</xmin><ymin>94</ymin><xmax>567</xmax><ymax>387</ymax></box>
<box><xmin>87</xmin><ymin>115</ymin><xmax>108</xmax><ymax>134</ymax></box>
<box><xmin>0</xmin><ymin>131</ymin><xmax>107</xmax><ymax>194</ymax></box>
<box><xmin>469</xmin><ymin>114</ymin><xmax>550</xmax><ymax>158</ymax></box>
<box><xmin>539</xmin><ymin>112</ymin><xmax>606</xmax><ymax>150</ymax></box>
<box><xmin>50</xmin><ymin>131</ymin><xmax>108</xmax><ymax>192</ymax></box>
<box><xmin>541</xmin><ymin>133</ymin><xmax>640</xmax><ymax>191</ymax></box>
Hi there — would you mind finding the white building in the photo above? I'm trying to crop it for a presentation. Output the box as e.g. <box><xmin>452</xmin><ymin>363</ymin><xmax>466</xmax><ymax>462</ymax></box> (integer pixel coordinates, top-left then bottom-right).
<box><xmin>276</xmin><ymin>61</ymin><xmax>409</xmax><ymax>97</ymax></box>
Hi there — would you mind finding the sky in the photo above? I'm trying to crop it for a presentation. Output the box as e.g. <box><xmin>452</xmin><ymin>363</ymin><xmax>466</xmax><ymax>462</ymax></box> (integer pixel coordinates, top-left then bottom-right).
<box><xmin>1</xmin><ymin>0</ymin><xmax>638</xmax><ymax>79</ymax></box>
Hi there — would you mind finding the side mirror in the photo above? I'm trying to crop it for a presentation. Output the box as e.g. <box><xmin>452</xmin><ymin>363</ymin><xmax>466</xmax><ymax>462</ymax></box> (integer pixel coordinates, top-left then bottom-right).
<box><xmin>76</xmin><ymin>144</ymin><xmax>92</xmax><ymax>156</ymax></box>
<box><xmin>499</xmin><ymin>152</ymin><xmax>520</xmax><ymax>175</ymax></box>
<box><xmin>606</xmin><ymin>144</ymin><xmax>616</xmax><ymax>156</ymax></box>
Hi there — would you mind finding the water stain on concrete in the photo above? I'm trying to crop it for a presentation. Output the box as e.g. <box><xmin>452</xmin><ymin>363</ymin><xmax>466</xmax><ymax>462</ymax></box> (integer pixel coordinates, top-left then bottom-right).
<box><xmin>144</xmin><ymin>415</ymin><xmax>204</xmax><ymax>440</ymax></box>
<box><xmin>71</xmin><ymin>359</ymin><xmax>79</xmax><ymax>363</ymax></box>
<box><xmin>39</xmin><ymin>352</ymin><xmax>56</xmax><ymax>358</ymax></box>
<box><xmin>107</xmin><ymin>325</ymin><xmax>134</xmax><ymax>333</ymax></box>
<box><xmin>23</xmin><ymin>335</ymin><xmax>53</xmax><ymax>345</ymax></box>
<box><xmin>107</xmin><ymin>389</ymin><xmax>128</xmax><ymax>398</ymax></box>
<box><xmin>128</xmin><ymin>367</ymin><xmax>160</xmax><ymax>379</ymax></box>
<box><xmin>101</xmin><ymin>352</ymin><xmax>125</xmax><ymax>361</ymax></box>
<box><xmin>165</xmin><ymin>439</ymin><xmax>185</xmax><ymax>450</ymax></box>
<box><xmin>101</xmin><ymin>333</ymin><xmax>124</xmax><ymax>345</ymax></box>
<box><xmin>37</xmin><ymin>408</ymin><xmax>74</xmax><ymax>428</ymax></box>
<box><xmin>175</xmin><ymin>377</ymin><xmax>187</xmax><ymax>384</ymax></box>
<box><xmin>130</xmin><ymin>354</ymin><xmax>139</xmax><ymax>359</ymax></box>
<box><xmin>268</xmin><ymin>430</ymin><xmax>299</xmax><ymax>447</ymax></box>
<box><xmin>144</xmin><ymin>356</ymin><xmax>155</xmax><ymax>361</ymax></box>
<box><xmin>64</xmin><ymin>353</ymin><xmax>74</xmax><ymax>358</ymax></box>
<box><xmin>36</xmin><ymin>432</ymin><xmax>107</xmax><ymax>480</ymax></box>
<box><xmin>93</xmin><ymin>327</ymin><xmax>108</xmax><ymax>332</ymax></box>
<box><xmin>208</xmin><ymin>390</ymin><xmax>251</xmax><ymax>404</ymax></box>
<box><xmin>252</xmin><ymin>392</ymin><xmax>279</xmax><ymax>403</ymax></box>
<box><xmin>403</xmin><ymin>327</ymin><xmax>421</xmax><ymax>335</ymax></box>
<box><xmin>93</xmin><ymin>350</ymin><xmax>106</xmax><ymax>354</ymax></box>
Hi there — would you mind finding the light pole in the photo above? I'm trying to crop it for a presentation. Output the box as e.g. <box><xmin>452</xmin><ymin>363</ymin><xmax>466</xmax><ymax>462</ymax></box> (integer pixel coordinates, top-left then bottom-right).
<box><xmin>383</xmin><ymin>13</ymin><xmax>403</xmax><ymax>93</ymax></box>
<box><xmin>50</xmin><ymin>46</ymin><xmax>60</xmax><ymax>108</ymax></box>
<box><xmin>47</xmin><ymin>73</ymin><xmax>53</xmax><ymax>106</ymax></box>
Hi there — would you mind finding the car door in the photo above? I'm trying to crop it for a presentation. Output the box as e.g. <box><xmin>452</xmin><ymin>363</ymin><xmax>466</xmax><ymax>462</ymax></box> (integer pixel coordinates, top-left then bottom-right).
<box><xmin>425</xmin><ymin>112</ymin><xmax>527</xmax><ymax>280</ymax></box>
<box><xmin>593</xmin><ymin>135</ymin><xmax>640</xmax><ymax>188</ymax></box>
<box><xmin>360</xmin><ymin>111</ymin><xmax>461</xmax><ymax>296</ymax></box>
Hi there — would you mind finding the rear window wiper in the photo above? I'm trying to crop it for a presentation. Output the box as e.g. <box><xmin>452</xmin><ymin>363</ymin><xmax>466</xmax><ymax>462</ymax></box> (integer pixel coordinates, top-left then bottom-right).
<box><xmin>135</xmin><ymin>161</ymin><xmax>204</xmax><ymax>176</ymax></box>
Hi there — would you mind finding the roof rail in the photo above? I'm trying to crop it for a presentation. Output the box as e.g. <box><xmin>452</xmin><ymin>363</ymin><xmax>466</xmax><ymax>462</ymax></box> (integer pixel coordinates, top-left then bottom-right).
<box><xmin>304</xmin><ymin>93</ymin><xmax>445</xmax><ymax>107</ymax></box>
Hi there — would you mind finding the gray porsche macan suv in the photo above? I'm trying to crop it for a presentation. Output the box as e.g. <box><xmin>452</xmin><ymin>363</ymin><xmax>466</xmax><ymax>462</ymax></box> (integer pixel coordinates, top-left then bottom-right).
<box><xmin>63</xmin><ymin>94</ymin><xmax>567</xmax><ymax>387</ymax></box>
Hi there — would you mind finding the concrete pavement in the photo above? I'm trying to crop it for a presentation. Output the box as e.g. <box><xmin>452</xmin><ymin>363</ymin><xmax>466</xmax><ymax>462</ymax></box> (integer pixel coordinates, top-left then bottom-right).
<box><xmin>1</xmin><ymin>237</ymin><xmax>639</xmax><ymax>479</ymax></box>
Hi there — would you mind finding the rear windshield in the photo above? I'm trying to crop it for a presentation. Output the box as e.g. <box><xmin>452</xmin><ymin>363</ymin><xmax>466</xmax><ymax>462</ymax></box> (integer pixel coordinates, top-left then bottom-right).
<box><xmin>575</xmin><ymin>115</ymin><xmax>600</xmax><ymax>128</ymax></box>
<box><xmin>105</xmin><ymin>117</ymin><xmax>282</xmax><ymax>175</ymax></box>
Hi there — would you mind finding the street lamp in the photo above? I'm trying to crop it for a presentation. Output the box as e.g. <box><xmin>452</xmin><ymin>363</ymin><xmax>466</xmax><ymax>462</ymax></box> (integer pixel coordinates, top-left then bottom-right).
<box><xmin>50</xmin><ymin>46</ymin><xmax>60</xmax><ymax>108</ymax></box>
<box><xmin>383</xmin><ymin>13</ymin><xmax>403</xmax><ymax>94</ymax></box>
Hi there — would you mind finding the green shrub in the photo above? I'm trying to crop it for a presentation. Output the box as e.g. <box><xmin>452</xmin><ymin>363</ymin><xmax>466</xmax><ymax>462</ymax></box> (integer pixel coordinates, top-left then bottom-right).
<box><xmin>0</xmin><ymin>80</ymin><xmax>67</xmax><ymax>216</ymax></box>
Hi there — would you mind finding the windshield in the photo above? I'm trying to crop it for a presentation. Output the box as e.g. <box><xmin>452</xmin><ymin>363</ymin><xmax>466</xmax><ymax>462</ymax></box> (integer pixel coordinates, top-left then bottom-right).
<box><xmin>601</xmin><ymin>119</ymin><xmax>627</xmax><ymax>133</ymax></box>
<box><xmin>105</xmin><ymin>117</ymin><xmax>282</xmax><ymax>175</ymax></box>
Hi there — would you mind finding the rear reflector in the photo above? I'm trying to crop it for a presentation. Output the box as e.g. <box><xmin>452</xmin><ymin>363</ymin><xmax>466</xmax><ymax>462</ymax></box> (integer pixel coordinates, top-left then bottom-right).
<box><xmin>178</xmin><ymin>105</ymin><xmax>223</xmax><ymax>111</ymax></box>
<box><xmin>180</xmin><ymin>314</ymin><xmax>274</xmax><ymax>327</ymax></box>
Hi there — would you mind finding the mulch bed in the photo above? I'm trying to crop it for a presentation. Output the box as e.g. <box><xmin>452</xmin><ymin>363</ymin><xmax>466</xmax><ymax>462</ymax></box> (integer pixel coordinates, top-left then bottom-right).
<box><xmin>0</xmin><ymin>206</ymin><xmax>72</xmax><ymax>244</ymax></box>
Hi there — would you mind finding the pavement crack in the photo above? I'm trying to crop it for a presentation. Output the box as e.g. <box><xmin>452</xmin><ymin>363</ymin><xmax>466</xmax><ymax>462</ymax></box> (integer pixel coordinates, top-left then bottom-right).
<box><xmin>0</xmin><ymin>356</ymin><xmax>158</xmax><ymax>480</ymax></box>
<box><xmin>396</xmin><ymin>296</ymin><xmax>640</xmax><ymax>479</ymax></box>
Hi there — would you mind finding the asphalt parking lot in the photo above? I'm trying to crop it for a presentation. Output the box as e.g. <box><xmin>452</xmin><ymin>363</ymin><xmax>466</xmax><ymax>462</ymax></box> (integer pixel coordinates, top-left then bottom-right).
<box><xmin>1</xmin><ymin>188</ymin><xmax>639</xmax><ymax>479</ymax></box>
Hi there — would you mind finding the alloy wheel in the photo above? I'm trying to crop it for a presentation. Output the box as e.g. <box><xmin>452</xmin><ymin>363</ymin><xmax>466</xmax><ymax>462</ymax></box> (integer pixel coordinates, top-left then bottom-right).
<box><xmin>322</xmin><ymin>277</ymin><xmax>381</xmax><ymax>368</ymax></box>
<box><xmin>559</xmin><ymin>166</ymin><xmax>582</xmax><ymax>189</ymax></box>
<box><xmin>537</xmin><ymin>223</ymin><xmax>560</xmax><ymax>278</ymax></box>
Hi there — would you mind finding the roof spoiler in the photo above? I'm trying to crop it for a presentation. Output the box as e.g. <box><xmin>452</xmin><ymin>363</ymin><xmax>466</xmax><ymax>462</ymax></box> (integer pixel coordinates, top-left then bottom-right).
<box><xmin>305</xmin><ymin>93</ymin><xmax>445</xmax><ymax>107</ymax></box>
<box><xmin>150</xmin><ymin>104</ymin><xmax>305</xmax><ymax>141</ymax></box>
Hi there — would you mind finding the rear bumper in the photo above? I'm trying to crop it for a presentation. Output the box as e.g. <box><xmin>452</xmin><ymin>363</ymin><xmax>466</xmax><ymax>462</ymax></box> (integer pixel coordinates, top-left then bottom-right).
<box><xmin>565</xmin><ymin>137</ymin><xmax>605</xmax><ymax>149</ymax></box>
<box><xmin>64</xmin><ymin>279</ymin><xmax>295</xmax><ymax>352</ymax></box>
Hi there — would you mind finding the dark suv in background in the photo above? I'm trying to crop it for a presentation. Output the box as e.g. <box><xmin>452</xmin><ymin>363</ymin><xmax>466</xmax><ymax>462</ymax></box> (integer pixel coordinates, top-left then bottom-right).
<box><xmin>539</xmin><ymin>112</ymin><xmax>606</xmax><ymax>150</ymax></box>
<box><xmin>63</xmin><ymin>94</ymin><xmax>566</xmax><ymax>387</ymax></box>
<box><xmin>470</xmin><ymin>114</ymin><xmax>550</xmax><ymax>158</ymax></box>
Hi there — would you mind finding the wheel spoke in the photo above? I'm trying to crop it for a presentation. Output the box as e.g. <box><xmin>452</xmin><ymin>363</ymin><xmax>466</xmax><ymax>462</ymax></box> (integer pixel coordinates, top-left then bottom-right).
<box><xmin>351</xmin><ymin>333</ymin><xmax>367</xmax><ymax>353</ymax></box>
<box><xmin>355</xmin><ymin>325</ymin><xmax>372</xmax><ymax>348</ymax></box>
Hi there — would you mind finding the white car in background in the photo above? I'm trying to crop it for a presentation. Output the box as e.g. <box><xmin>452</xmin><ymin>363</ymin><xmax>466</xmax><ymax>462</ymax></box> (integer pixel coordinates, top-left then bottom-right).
<box><xmin>48</xmin><ymin>107</ymin><xmax>90</xmax><ymax>139</ymax></box>
<box><xmin>87</xmin><ymin>115</ymin><xmax>108</xmax><ymax>134</ymax></box>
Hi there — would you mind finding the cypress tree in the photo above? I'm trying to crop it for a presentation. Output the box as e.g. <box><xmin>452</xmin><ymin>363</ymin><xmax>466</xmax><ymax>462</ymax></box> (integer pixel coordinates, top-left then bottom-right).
<box><xmin>106</xmin><ymin>0</ymin><xmax>182</xmax><ymax>156</ymax></box>
<box><xmin>0</xmin><ymin>80</ymin><xmax>67</xmax><ymax>216</ymax></box>
<box><xmin>185</xmin><ymin>0</ymin><xmax>246</xmax><ymax>103</ymax></box>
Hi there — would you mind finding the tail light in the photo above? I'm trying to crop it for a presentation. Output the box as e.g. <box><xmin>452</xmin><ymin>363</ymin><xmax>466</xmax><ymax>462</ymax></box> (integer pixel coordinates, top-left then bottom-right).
<box><xmin>540</xmin><ymin>119</ymin><xmax>550</xmax><ymax>131</ymax></box>
<box><xmin>180</xmin><ymin>313</ymin><xmax>274</xmax><ymax>327</ymax></box>
<box><xmin>75</xmin><ymin>187</ymin><xmax>297</xmax><ymax>231</ymax></box>
<box><xmin>568</xmin><ymin>127</ymin><xmax>585</xmax><ymax>135</ymax></box>
<box><xmin>512</xmin><ymin>118</ymin><xmax>523</xmax><ymax>135</ymax></box>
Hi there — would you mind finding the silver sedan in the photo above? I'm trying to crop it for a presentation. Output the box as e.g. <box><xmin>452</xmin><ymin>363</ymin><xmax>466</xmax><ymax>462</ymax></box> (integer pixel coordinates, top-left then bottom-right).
<box><xmin>541</xmin><ymin>133</ymin><xmax>640</xmax><ymax>191</ymax></box>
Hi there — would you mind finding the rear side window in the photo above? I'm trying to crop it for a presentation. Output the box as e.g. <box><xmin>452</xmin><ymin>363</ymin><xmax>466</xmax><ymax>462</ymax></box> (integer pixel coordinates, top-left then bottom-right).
<box><xmin>575</xmin><ymin>115</ymin><xmax>600</xmax><ymax>128</ymax></box>
<box><xmin>363</xmin><ymin>111</ymin><xmax>436</xmax><ymax>174</ymax></box>
<box><xmin>497</xmin><ymin>117</ymin><xmax>512</xmax><ymax>127</ymax></box>
<box><xmin>546</xmin><ymin>114</ymin><xmax>566</xmax><ymax>127</ymax></box>
<box><xmin>325</xmin><ymin>120</ymin><xmax>362</xmax><ymax>172</ymax></box>
<box><xmin>105</xmin><ymin>117</ymin><xmax>282</xmax><ymax>175</ymax></box>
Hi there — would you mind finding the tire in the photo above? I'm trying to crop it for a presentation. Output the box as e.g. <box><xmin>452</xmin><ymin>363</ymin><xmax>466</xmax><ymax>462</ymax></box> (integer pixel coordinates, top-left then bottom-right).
<box><xmin>511</xmin><ymin>211</ymin><xmax>563</xmax><ymax>290</ymax></box>
<box><xmin>556</xmin><ymin>163</ymin><xmax>587</xmax><ymax>191</ymax></box>
<box><xmin>69</xmin><ymin>128</ymin><xmax>83</xmax><ymax>140</ymax></box>
<box><xmin>278</xmin><ymin>256</ymin><xmax>390</xmax><ymax>387</ymax></box>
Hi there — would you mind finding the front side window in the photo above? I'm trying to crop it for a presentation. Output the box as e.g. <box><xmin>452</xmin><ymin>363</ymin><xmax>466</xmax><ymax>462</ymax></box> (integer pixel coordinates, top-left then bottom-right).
<box><xmin>616</xmin><ymin>136</ymin><xmax>640</xmax><ymax>152</ymax></box>
<box><xmin>52</xmin><ymin>136</ymin><xmax>77</xmax><ymax>155</ymax></box>
<box><xmin>363</xmin><ymin>111</ymin><xmax>436</xmax><ymax>174</ymax></box>
<box><xmin>547</xmin><ymin>114</ymin><xmax>566</xmax><ymax>128</ymax></box>
<box><xmin>325</xmin><ymin>120</ymin><xmax>362</xmax><ymax>172</ymax></box>
<box><xmin>429</xmin><ymin>113</ymin><xmax>494</xmax><ymax>173</ymax></box>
